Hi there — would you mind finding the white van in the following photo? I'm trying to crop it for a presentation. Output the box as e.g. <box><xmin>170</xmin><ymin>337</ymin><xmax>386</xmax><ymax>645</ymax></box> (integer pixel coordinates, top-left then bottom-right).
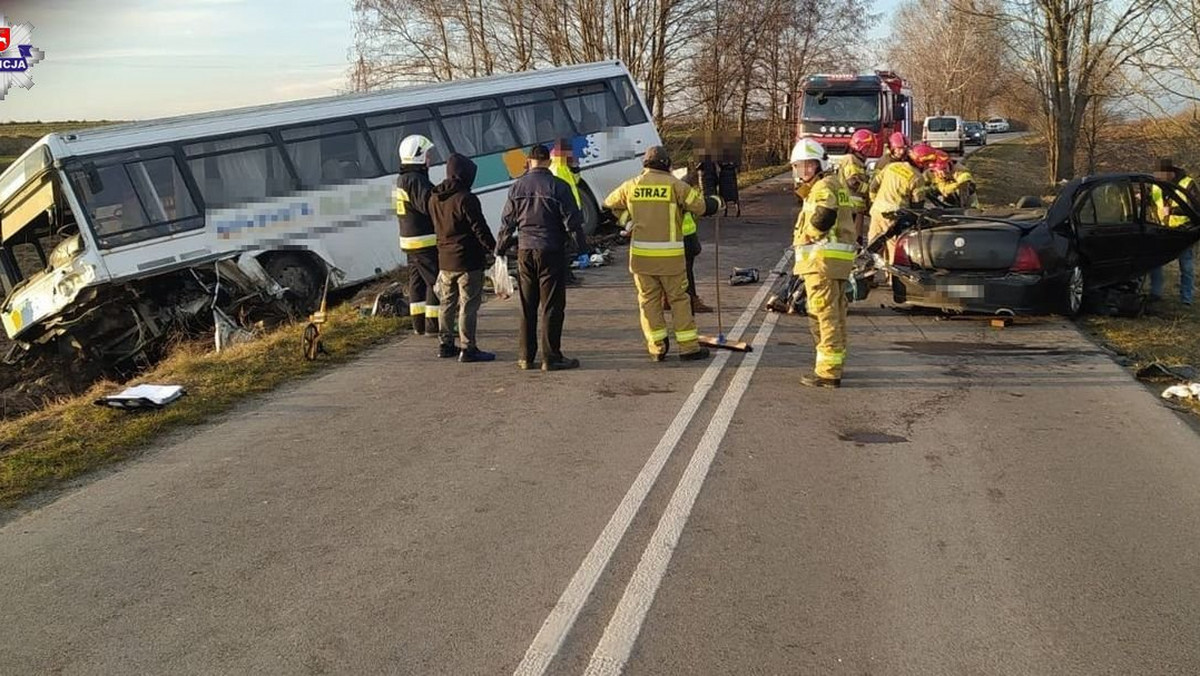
<box><xmin>922</xmin><ymin>115</ymin><xmax>965</xmax><ymax>154</ymax></box>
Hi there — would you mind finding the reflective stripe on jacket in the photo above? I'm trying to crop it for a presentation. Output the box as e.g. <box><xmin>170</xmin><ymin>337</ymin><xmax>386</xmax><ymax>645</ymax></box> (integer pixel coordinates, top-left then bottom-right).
<box><xmin>604</xmin><ymin>168</ymin><xmax>710</xmax><ymax>275</ymax></box>
<box><xmin>793</xmin><ymin>173</ymin><xmax>858</xmax><ymax>280</ymax></box>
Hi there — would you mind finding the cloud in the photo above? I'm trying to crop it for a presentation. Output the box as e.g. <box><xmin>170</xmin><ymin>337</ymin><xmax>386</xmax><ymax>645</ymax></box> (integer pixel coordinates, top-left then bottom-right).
<box><xmin>270</xmin><ymin>73</ymin><xmax>349</xmax><ymax>100</ymax></box>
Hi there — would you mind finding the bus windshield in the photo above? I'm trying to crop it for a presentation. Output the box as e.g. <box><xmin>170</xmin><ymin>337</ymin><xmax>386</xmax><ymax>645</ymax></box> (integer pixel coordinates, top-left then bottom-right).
<box><xmin>801</xmin><ymin>91</ymin><xmax>880</xmax><ymax>123</ymax></box>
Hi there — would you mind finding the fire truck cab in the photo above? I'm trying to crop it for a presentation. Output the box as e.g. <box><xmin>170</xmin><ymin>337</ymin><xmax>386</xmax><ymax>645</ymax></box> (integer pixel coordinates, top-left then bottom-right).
<box><xmin>793</xmin><ymin>71</ymin><xmax>913</xmax><ymax>175</ymax></box>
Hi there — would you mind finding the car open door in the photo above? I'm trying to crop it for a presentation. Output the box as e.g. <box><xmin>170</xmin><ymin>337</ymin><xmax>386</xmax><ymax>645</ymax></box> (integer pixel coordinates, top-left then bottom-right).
<box><xmin>1135</xmin><ymin>177</ymin><xmax>1200</xmax><ymax>273</ymax></box>
<box><xmin>1069</xmin><ymin>177</ymin><xmax>1145</xmax><ymax>287</ymax></box>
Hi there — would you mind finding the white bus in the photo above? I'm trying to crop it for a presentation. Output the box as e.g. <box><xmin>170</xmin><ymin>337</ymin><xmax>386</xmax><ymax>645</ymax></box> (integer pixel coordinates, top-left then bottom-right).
<box><xmin>0</xmin><ymin>61</ymin><xmax>659</xmax><ymax>362</ymax></box>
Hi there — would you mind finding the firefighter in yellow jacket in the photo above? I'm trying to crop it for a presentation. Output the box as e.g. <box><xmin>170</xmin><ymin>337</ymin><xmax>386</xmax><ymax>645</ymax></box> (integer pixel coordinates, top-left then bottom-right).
<box><xmin>792</xmin><ymin>138</ymin><xmax>858</xmax><ymax>388</ymax></box>
<box><xmin>605</xmin><ymin>146</ymin><xmax>722</xmax><ymax>361</ymax></box>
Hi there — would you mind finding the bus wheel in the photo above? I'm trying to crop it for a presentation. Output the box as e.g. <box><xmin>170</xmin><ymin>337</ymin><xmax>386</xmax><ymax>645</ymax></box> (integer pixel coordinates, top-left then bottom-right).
<box><xmin>579</xmin><ymin>185</ymin><xmax>601</xmax><ymax>236</ymax></box>
<box><xmin>262</xmin><ymin>253</ymin><xmax>324</xmax><ymax>315</ymax></box>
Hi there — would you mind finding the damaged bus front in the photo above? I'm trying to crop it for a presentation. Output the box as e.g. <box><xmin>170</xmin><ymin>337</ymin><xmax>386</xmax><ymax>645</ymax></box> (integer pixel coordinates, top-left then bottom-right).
<box><xmin>0</xmin><ymin>133</ymin><xmax>387</xmax><ymax>366</ymax></box>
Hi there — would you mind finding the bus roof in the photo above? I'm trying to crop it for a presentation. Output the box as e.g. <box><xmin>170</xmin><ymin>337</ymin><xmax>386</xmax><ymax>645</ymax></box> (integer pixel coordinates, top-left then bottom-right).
<box><xmin>54</xmin><ymin>61</ymin><xmax>633</xmax><ymax>158</ymax></box>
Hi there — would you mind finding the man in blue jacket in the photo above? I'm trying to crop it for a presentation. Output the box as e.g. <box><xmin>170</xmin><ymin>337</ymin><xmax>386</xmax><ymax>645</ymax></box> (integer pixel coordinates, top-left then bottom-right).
<box><xmin>497</xmin><ymin>144</ymin><xmax>588</xmax><ymax>371</ymax></box>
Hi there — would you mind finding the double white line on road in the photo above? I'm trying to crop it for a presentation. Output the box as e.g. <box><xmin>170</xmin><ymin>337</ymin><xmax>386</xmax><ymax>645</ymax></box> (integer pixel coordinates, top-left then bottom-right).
<box><xmin>514</xmin><ymin>252</ymin><xmax>790</xmax><ymax>676</ymax></box>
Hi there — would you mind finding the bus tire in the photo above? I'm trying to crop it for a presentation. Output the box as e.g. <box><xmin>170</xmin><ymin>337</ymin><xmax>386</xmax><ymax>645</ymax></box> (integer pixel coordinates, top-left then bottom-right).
<box><xmin>579</xmin><ymin>184</ymin><xmax>601</xmax><ymax>236</ymax></box>
<box><xmin>261</xmin><ymin>252</ymin><xmax>325</xmax><ymax>314</ymax></box>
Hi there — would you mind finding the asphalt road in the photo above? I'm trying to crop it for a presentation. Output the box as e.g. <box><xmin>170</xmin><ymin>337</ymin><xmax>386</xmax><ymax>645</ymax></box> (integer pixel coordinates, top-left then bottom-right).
<box><xmin>3</xmin><ymin>163</ymin><xmax>1200</xmax><ymax>675</ymax></box>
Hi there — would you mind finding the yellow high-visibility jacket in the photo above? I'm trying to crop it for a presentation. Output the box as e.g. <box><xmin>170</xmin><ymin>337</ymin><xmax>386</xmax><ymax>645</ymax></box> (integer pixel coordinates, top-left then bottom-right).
<box><xmin>793</xmin><ymin>172</ymin><xmax>858</xmax><ymax>280</ymax></box>
<box><xmin>605</xmin><ymin>168</ymin><xmax>712</xmax><ymax>275</ymax></box>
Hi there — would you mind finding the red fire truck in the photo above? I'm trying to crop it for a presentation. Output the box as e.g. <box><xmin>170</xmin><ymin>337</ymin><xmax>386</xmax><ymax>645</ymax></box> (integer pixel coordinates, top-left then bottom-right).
<box><xmin>794</xmin><ymin>71</ymin><xmax>913</xmax><ymax>167</ymax></box>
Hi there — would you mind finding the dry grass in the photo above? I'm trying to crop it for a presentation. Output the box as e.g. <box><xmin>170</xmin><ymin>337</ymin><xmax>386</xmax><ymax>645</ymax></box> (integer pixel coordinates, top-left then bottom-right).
<box><xmin>0</xmin><ymin>305</ymin><xmax>404</xmax><ymax>505</ymax></box>
<box><xmin>963</xmin><ymin>137</ymin><xmax>1055</xmax><ymax>207</ymax></box>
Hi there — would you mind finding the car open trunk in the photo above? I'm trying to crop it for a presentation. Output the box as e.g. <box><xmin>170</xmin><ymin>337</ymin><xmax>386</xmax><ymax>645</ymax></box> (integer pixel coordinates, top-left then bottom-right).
<box><xmin>903</xmin><ymin>223</ymin><xmax>1024</xmax><ymax>270</ymax></box>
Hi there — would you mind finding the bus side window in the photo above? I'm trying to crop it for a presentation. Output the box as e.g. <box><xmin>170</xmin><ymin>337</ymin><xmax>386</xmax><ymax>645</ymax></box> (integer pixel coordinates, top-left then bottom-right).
<box><xmin>609</xmin><ymin>77</ymin><xmax>648</xmax><ymax>124</ymax></box>
<box><xmin>561</xmin><ymin>82</ymin><xmax>627</xmax><ymax>134</ymax></box>
<box><xmin>365</xmin><ymin>109</ymin><xmax>448</xmax><ymax>175</ymax></box>
<box><xmin>184</xmin><ymin>134</ymin><xmax>296</xmax><ymax>209</ymax></box>
<box><xmin>71</xmin><ymin>156</ymin><xmax>201</xmax><ymax>249</ymax></box>
<box><xmin>74</xmin><ymin>164</ymin><xmax>150</xmax><ymax>245</ymax></box>
<box><xmin>280</xmin><ymin>120</ymin><xmax>382</xmax><ymax>188</ymax></box>
<box><xmin>503</xmin><ymin>90</ymin><xmax>574</xmax><ymax>146</ymax></box>
<box><xmin>439</xmin><ymin>99</ymin><xmax>517</xmax><ymax>157</ymax></box>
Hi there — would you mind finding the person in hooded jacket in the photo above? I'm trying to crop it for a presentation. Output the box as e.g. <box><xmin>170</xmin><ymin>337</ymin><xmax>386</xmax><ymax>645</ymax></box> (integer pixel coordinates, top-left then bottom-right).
<box><xmin>429</xmin><ymin>153</ymin><xmax>499</xmax><ymax>362</ymax></box>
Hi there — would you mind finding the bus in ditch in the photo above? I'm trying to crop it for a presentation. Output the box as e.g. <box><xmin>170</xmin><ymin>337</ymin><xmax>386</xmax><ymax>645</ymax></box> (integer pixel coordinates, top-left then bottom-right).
<box><xmin>0</xmin><ymin>60</ymin><xmax>658</xmax><ymax>364</ymax></box>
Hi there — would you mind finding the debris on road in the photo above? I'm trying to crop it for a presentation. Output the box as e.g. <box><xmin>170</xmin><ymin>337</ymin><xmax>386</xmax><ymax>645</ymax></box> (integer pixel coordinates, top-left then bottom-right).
<box><xmin>94</xmin><ymin>384</ymin><xmax>185</xmax><ymax>410</ymax></box>
<box><xmin>729</xmin><ymin>267</ymin><xmax>759</xmax><ymax>286</ymax></box>
<box><xmin>1136</xmin><ymin>362</ymin><xmax>1199</xmax><ymax>382</ymax></box>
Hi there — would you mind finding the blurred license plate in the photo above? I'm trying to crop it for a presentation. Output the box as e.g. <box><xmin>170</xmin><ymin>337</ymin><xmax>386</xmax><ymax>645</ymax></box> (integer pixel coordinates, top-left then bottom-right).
<box><xmin>935</xmin><ymin>282</ymin><xmax>985</xmax><ymax>300</ymax></box>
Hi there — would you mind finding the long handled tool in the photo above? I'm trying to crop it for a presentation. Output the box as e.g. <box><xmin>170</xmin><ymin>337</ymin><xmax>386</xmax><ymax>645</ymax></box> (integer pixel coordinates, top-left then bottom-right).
<box><xmin>699</xmin><ymin>208</ymin><xmax>753</xmax><ymax>352</ymax></box>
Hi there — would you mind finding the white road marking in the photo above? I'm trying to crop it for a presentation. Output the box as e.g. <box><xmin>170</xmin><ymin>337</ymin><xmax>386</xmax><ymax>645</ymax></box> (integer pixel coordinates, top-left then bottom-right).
<box><xmin>513</xmin><ymin>251</ymin><xmax>790</xmax><ymax>676</ymax></box>
<box><xmin>584</xmin><ymin>309</ymin><xmax>782</xmax><ymax>676</ymax></box>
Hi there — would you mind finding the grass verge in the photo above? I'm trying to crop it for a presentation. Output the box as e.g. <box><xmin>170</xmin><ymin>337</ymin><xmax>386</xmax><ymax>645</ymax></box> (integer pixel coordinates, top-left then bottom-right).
<box><xmin>0</xmin><ymin>305</ymin><xmax>403</xmax><ymax>506</ymax></box>
<box><xmin>737</xmin><ymin>164</ymin><xmax>789</xmax><ymax>188</ymax></box>
<box><xmin>963</xmin><ymin>136</ymin><xmax>1053</xmax><ymax>208</ymax></box>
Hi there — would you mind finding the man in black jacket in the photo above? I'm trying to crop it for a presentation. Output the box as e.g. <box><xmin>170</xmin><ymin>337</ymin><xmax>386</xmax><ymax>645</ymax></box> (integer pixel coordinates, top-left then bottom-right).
<box><xmin>496</xmin><ymin>145</ymin><xmax>588</xmax><ymax>371</ymax></box>
<box><xmin>395</xmin><ymin>135</ymin><xmax>440</xmax><ymax>336</ymax></box>
<box><xmin>430</xmin><ymin>153</ymin><xmax>498</xmax><ymax>362</ymax></box>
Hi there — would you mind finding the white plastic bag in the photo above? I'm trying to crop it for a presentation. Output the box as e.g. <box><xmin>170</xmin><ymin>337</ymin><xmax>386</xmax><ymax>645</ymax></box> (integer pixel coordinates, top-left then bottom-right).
<box><xmin>490</xmin><ymin>257</ymin><xmax>515</xmax><ymax>299</ymax></box>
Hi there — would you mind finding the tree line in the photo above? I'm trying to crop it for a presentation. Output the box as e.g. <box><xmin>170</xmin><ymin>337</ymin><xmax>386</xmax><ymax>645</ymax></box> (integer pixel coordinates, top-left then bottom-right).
<box><xmin>888</xmin><ymin>0</ymin><xmax>1199</xmax><ymax>184</ymax></box>
<box><xmin>351</xmin><ymin>0</ymin><xmax>875</xmax><ymax>166</ymax></box>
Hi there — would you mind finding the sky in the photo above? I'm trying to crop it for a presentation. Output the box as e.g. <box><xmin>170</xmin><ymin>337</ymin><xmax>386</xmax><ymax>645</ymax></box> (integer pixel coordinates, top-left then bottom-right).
<box><xmin>0</xmin><ymin>0</ymin><xmax>904</xmax><ymax>122</ymax></box>
<box><xmin>0</xmin><ymin>0</ymin><xmax>355</xmax><ymax>121</ymax></box>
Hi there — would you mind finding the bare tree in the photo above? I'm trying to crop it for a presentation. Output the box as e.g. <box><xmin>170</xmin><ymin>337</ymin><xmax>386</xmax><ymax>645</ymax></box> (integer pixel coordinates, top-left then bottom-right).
<box><xmin>887</xmin><ymin>0</ymin><xmax>1008</xmax><ymax>120</ymax></box>
<box><xmin>956</xmin><ymin>0</ymin><xmax>1168</xmax><ymax>182</ymax></box>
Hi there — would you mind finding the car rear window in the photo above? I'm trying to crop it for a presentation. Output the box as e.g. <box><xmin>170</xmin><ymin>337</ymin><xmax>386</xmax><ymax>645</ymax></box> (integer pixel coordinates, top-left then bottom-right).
<box><xmin>926</xmin><ymin>117</ymin><xmax>959</xmax><ymax>132</ymax></box>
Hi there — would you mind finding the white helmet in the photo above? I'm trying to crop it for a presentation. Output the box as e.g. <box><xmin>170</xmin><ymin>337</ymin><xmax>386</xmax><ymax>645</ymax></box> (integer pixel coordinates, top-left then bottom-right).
<box><xmin>398</xmin><ymin>134</ymin><xmax>435</xmax><ymax>165</ymax></box>
<box><xmin>790</xmin><ymin>138</ymin><xmax>828</xmax><ymax>172</ymax></box>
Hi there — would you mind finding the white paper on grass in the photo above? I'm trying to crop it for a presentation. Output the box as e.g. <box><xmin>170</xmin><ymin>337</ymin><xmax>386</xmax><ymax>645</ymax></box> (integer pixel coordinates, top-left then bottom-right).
<box><xmin>1162</xmin><ymin>383</ymin><xmax>1200</xmax><ymax>400</ymax></box>
<box><xmin>106</xmin><ymin>384</ymin><xmax>185</xmax><ymax>405</ymax></box>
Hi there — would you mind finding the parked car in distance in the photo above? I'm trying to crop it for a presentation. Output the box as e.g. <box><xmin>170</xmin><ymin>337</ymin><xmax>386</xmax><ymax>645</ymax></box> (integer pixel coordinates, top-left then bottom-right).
<box><xmin>922</xmin><ymin>115</ymin><xmax>965</xmax><ymax>154</ymax></box>
<box><xmin>985</xmin><ymin>117</ymin><xmax>1010</xmax><ymax>133</ymax></box>
<box><xmin>964</xmin><ymin>121</ymin><xmax>987</xmax><ymax>146</ymax></box>
<box><xmin>886</xmin><ymin>173</ymin><xmax>1200</xmax><ymax>316</ymax></box>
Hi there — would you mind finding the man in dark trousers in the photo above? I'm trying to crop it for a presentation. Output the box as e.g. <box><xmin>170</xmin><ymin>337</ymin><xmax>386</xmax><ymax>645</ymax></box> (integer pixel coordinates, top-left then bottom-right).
<box><xmin>394</xmin><ymin>135</ymin><xmax>440</xmax><ymax>335</ymax></box>
<box><xmin>497</xmin><ymin>145</ymin><xmax>589</xmax><ymax>371</ymax></box>
<box><xmin>429</xmin><ymin>153</ymin><xmax>498</xmax><ymax>362</ymax></box>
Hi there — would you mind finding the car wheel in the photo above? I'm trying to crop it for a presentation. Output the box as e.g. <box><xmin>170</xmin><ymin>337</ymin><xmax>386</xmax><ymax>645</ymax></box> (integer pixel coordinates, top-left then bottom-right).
<box><xmin>1062</xmin><ymin>265</ymin><xmax>1084</xmax><ymax>317</ymax></box>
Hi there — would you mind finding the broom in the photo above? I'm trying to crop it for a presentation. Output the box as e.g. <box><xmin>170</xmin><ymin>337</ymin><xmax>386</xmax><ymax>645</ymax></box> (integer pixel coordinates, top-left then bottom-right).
<box><xmin>699</xmin><ymin>208</ymin><xmax>753</xmax><ymax>352</ymax></box>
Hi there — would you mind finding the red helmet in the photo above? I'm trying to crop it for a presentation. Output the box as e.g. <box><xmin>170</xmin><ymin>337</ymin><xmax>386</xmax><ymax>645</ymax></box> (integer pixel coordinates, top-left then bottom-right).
<box><xmin>848</xmin><ymin>129</ymin><xmax>877</xmax><ymax>156</ymax></box>
<box><xmin>931</xmin><ymin>149</ymin><xmax>952</xmax><ymax>172</ymax></box>
<box><xmin>888</xmin><ymin>132</ymin><xmax>909</xmax><ymax>152</ymax></box>
<box><xmin>909</xmin><ymin>143</ymin><xmax>940</xmax><ymax>169</ymax></box>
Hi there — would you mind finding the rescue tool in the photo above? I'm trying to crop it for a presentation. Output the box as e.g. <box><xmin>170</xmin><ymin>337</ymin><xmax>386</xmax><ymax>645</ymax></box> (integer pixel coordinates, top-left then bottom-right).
<box><xmin>698</xmin><ymin>211</ymin><xmax>753</xmax><ymax>352</ymax></box>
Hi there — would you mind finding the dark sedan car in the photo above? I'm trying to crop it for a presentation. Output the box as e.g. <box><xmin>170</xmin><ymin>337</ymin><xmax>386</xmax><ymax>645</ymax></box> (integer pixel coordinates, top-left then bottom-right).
<box><xmin>885</xmin><ymin>173</ymin><xmax>1200</xmax><ymax>316</ymax></box>
<box><xmin>964</xmin><ymin>121</ymin><xmax>987</xmax><ymax>146</ymax></box>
